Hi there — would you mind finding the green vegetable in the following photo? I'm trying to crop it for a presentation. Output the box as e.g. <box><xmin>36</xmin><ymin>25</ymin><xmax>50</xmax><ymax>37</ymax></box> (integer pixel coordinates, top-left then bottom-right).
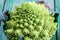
<box><xmin>4</xmin><ymin>2</ymin><xmax>57</xmax><ymax>40</ymax></box>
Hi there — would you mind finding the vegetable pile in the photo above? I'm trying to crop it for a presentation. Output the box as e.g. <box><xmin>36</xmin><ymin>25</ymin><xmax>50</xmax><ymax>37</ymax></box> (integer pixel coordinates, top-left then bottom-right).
<box><xmin>4</xmin><ymin>2</ymin><xmax>57</xmax><ymax>40</ymax></box>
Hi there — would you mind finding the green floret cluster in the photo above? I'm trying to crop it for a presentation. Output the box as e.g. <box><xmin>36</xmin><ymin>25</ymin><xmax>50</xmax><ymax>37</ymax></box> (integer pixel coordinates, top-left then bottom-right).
<box><xmin>4</xmin><ymin>2</ymin><xmax>57</xmax><ymax>40</ymax></box>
